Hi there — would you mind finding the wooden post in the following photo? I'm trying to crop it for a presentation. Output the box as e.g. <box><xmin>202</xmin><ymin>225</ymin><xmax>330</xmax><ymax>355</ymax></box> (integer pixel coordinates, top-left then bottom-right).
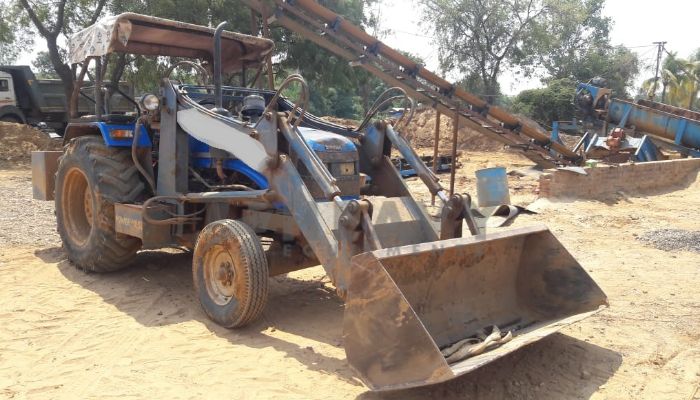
<box><xmin>431</xmin><ymin>111</ymin><xmax>441</xmax><ymax>205</ymax></box>
<box><xmin>450</xmin><ymin>114</ymin><xmax>459</xmax><ymax>197</ymax></box>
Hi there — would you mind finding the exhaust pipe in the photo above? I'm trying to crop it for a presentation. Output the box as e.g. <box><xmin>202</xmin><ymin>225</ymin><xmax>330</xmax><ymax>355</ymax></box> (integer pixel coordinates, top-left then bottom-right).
<box><xmin>213</xmin><ymin>21</ymin><xmax>230</xmax><ymax>116</ymax></box>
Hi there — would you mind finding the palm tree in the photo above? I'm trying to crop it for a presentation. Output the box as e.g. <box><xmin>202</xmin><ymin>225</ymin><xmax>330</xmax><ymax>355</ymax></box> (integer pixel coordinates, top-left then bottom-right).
<box><xmin>642</xmin><ymin>53</ymin><xmax>700</xmax><ymax>110</ymax></box>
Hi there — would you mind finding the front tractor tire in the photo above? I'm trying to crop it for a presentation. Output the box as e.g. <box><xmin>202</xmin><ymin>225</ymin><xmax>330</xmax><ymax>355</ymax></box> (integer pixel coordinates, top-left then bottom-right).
<box><xmin>193</xmin><ymin>219</ymin><xmax>269</xmax><ymax>328</ymax></box>
<box><xmin>55</xmin><ymin>136</ymin><xmax>146</xmax><ymax>272</ymax></box>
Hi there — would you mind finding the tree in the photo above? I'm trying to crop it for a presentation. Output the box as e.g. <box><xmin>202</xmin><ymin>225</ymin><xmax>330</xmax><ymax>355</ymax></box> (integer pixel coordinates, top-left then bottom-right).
<box><xmin>0</xmin><ymin>1</ymin><xmax>33</xmax><ymax>64</ymax></box>
<box><xmin>642</xmin><ymin>51</ymin><xmax>700</xmax><ymax>110</ymax></box>
<box><xmin>527</xmin><ymin>0</ymin><xmax>609</xmax><ymax>78</ymax></box>
<box><xmin>421</xmin><ymin>0</ymin><xmax>548</xmax><ymax>101</ymax></box>
<box><xmin>18</xmin><ymin>0</ymin><xmax>107</xmax><ymax>113</ymax></box>
<box><xmin>32</xmin><ymin>51</ymin><xmax>62</xmax><ymax>78</ymax></box>
<box><xmin>561</xmin><ymin>45</ymin><xmax>639</xmax><ymax>97</ymax></box>
<box><xmin>510</xmin><ymin>78</ymin><xmax>576</xmax><ymax>124</ymax></box>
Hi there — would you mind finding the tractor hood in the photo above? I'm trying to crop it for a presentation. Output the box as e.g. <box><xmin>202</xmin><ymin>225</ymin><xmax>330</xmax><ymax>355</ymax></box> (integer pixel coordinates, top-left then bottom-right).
<box><xmin>298</xmin><ymin>127</ymin><xmax>357</xmax><ymax>153</ymax></box>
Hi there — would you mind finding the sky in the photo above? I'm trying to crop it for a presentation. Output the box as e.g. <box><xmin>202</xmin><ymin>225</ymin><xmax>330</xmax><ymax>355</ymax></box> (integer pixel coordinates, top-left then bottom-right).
<box><xmin>377</xmin><ymin>0</ymin><xmax>700</xmax><ymax>95</ymax></box>
<box><xmin>15</xmin><ymin>0</ymin><xmax>700</xmax><ymax>95</ymax></box>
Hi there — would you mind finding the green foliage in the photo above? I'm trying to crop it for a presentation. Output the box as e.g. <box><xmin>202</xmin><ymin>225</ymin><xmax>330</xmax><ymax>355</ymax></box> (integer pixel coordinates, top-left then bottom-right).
<box><xmin>423</xmin><ymin>0</ymin><xmax>639</xmax><ymax>111</ymax></box>
<box><xmin>32</xmin><ymin>51</ymin><xmax>63</xmax><ymax>78</ymax></box>
<box><xmin>271</xmin><ymin>0</ymin><xmax>379</xmax><ymax>117</ymax></box>
<box><xmin>421</xmin><ymin>0</ymin><xmax>547</xmax><ymax>100</ymax></box>
<box><xmin>642</xmin><ymin>50</ymin><xmax>700</xmax><ymax>110</ymax></box>
<box><xmin>0</xmin><ymin>1</ymin><xmax>33</xmax><ymax>64</ymax></box>
<box><xmin>527</xmin><ymin>0</ymin><xmax>610</xmax><ymax>77</ymax></box>
<box><xmin>526</xmin><ymin>0</ymin><xmax>638</xmax><ymax>97</ymax></box>
<box><xmin>510</xmin><ymin>78</ymin><xmax>577</xmax><ymax>124</ymax></box>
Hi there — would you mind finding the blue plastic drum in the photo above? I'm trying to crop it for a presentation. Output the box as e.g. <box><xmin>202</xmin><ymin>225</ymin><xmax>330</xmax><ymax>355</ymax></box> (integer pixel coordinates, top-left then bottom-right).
<box><xmin>475</xmin><ymin>167</ymin><xmax>511</xmax><ymax>207</ymax></box>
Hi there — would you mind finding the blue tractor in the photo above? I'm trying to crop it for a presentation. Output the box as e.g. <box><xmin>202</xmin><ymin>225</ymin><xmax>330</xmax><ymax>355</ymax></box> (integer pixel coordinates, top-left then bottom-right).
<box><xmin>32</xmin><ymin>13</ymin><xmax>606</xmax><ymax>391</ymax></box>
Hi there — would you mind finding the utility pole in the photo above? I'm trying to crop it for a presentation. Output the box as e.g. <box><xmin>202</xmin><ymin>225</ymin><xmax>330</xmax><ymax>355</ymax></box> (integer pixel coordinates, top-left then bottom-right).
<box><xmin>650</xmin><ymin>41</ymin><xmax>667</xmax><ymax>100</ymax></box>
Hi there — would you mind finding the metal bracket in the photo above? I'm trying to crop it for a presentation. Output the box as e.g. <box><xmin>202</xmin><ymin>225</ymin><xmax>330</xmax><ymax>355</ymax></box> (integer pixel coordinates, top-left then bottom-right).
<box><xmin>675</xmin><ymin>118</ymin><xmax>688</xmax><ymax>145</ymax></box>
<box><xmin>337</xmin><ymin>199</ymin><xmax>381</xmax><ymax>297</ymax></box>
<box><xmin>440</xmin><ymin>194</ymin><xmax>480</xmax><ymax>239</ymax></box>
<box><xmin>617</xmin><ymin>103</ymin><xmax>633</xmax><ymax>128</ymax></box>
<box><xmin>440</xmin><ymin>84</ymin><xmax>455</xmax><ymax>98</ymax></box>
<box><xmin>503</xmin><ymin>121</ymin><xmax>522</xmax><ymax>134</ymax></box>
<box><xmin>406</xmin><ymin>64</ymin><xmax>422</xmax><ymax>79</ymax></box>
<box><xmin>367</xmin><ymin>42</ymin><xmax>380</xmax><ymax>56</ymax></box>
<box><xmin>330</xmin><ymin>16</ymin><xmax>342</xmax><ymax>32</ymax></box>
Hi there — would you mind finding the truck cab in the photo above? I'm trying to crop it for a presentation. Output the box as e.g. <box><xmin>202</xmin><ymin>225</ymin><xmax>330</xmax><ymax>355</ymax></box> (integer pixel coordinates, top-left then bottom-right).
<box><xmin>0</xmin><ymin>71</ymin><xmax>20</xmax><ymax>122</ymax></box>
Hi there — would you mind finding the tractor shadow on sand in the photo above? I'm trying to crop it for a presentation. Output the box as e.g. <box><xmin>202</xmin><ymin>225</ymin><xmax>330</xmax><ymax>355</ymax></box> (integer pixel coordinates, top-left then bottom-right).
<box><xmin>42</xmin><ymin>247</ymin><xmax>621</xmax><ymax>399</ymax></box>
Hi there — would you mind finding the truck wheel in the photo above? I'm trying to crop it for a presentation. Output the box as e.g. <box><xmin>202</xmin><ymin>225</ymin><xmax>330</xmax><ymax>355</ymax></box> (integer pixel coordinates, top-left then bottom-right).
<box><xmin>55</xmin><ymin>136</ymin><xmax>146</xmax><ymax>272</ymax></box>
<box><xmin>193</xmin><ymin>219</ymin><xmax>269</xmax><ymax>328</ymax></box>
<box><xmin>0</xmin><ymin>115</ymin><xmax>21</xmax><ymax>123</ymax></box>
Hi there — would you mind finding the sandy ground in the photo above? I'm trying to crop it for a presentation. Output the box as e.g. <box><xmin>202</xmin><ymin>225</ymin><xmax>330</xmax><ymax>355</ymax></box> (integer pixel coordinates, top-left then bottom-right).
<box><xmin>1</xmin><ymin>150</ymin><xmax>700</xmax><ymax>399</ymax></box>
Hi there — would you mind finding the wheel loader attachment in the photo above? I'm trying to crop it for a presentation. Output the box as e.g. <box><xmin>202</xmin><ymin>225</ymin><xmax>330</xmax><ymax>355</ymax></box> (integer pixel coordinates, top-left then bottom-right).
<box><xmin>343</xmin><ymin>225</ymin><xmax>607</xmax><ymax>391</ymax></box>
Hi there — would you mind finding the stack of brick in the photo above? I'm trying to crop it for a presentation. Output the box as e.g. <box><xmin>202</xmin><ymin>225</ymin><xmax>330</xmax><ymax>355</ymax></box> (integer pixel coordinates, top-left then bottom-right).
<box><xmin>538</xmin><ymin>158</ymin><xmax>700</xmax><ymax>199</ymax></box>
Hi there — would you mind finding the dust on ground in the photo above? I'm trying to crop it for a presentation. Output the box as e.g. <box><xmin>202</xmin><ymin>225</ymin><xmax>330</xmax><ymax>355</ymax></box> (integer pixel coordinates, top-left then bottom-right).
<box><xmin>1</xmin><ymin>144</ymin><xmax>700</xmax><ymax>399</ymax></box>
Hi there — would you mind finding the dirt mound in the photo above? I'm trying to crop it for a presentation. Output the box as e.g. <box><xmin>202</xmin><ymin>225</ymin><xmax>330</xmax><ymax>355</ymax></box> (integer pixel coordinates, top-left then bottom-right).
<box><xmin>0</xmin><ymin>122</ymin><xmax>62</xmax><ymax>167</ymax></box>
<box><xmin>319</xmin><ymin>116</ymin><xmax>360</xmax><ymax>128</ymax></box>
<box><xmin>321</xmin><ymin>109</ymin><xmax>507</xmax><ymax>152</ymax></box>
<box><xmin>402</xmin><ymin>108</ymin><xmax>505</xmax><ymax>152</ymax></box>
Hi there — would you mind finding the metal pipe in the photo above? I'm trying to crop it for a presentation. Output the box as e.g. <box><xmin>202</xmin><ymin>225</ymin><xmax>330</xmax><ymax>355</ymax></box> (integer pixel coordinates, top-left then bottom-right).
<box><xmin>94</xmin><ymin>57</ymin><xmax>103</xmax><ymax>119</ymax></box>
<box><xmin>358</xmin><ymin>87</ymin><xmax>414</xmax><ymax>132</ymax></box>
<box><xmin>385</xmin><ymin>123</ymin><xmax>444</xmax><ymax>199</ymax></box>
<box><xmin>132</xmin><ymin>117</ymin><xmax>156</xmax><ymax>194</ymax></box>
<box><xmin>260</xmin><ymin>74</ymin><xmax>309</xmax><ymax>129</ymax></box>
<box><xmin>278</xmin><ymin>114</ymin><xmax>340</xmax><ymax>199</ymax></box>
<box><xmin>450</xmin><ymin>114</ymin><xmax>459</xmax><ymax>197</ymax></box>
<box><xmin>261</xmin><ymin>3</ymin><xmax>275</xmax><ymax>90</ymax></box>
<box><xmin>431</xmin><ymin>111</ymin><xmax>441</xmax><ymax>206</ymax></box>
<box><xmin>609</xmin><ymin>98</ymin><xmax>700</xmax><ymax>149</ymax></box>
<box><xmin>213</xmin><ymin>21</ymin><xmax>229</xmax><ymax>115</ymax></box>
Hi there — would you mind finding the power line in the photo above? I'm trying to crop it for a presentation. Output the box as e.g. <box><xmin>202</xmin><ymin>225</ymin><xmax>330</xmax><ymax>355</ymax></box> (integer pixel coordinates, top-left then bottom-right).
<box><xmin>390</xmin><ymin>29</ymin><xmax>435</xmax><ymax>40</ymax></box>
<box><xmin>623</xmin><ymin>44</ymin><xmax>658</xmax><ymax>49</ymax></box>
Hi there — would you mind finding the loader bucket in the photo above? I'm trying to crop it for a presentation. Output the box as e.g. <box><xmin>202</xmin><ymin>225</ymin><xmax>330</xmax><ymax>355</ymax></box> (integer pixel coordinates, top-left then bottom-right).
<box><xmin>343</xmin><ymin>225</ymin><xmax>607</xmax><ymax>391</ymax></box>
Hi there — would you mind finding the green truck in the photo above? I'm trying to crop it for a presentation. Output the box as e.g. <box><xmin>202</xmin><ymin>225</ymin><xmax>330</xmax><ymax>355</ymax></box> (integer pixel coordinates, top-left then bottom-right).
<box><xmin>0</xmin><ymin>65</ymin><xmax>133</xmax><ymax>133</ymax></box>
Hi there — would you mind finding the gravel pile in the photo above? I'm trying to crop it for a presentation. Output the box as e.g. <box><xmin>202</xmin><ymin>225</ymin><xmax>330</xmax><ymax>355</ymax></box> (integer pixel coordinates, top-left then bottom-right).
<box><xmin>638</xmin><ymin>229</ymin><xmax>700</xmax><ymax>253</ymax></box>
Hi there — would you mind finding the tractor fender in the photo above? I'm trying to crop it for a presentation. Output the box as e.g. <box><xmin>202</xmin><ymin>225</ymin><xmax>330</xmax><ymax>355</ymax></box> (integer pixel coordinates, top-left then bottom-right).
<box><xmin>63</xmin><ymin>121</ymin><xmax>151</xmax><ymax>148</ymax></box>
<box><xmin>0</xmin><ymin>105</ymin><xmax>26</xmax><ymax>123</ymax></box>
<box><xmin>224</xmin><ymin>159</ymin><xmax>269</xmax><ymax>189</ymax></box>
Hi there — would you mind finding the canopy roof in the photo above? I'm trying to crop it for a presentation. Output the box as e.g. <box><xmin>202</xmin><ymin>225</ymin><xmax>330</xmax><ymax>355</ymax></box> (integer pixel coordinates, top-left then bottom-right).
<box><xmin>69</xmin><ymin>13</ymin><xmax>274</xmax><ymax>73</ymax></box>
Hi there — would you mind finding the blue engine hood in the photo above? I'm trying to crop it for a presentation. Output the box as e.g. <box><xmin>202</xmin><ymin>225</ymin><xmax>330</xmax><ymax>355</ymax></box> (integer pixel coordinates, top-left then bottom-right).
<box><xmin>298</xmin><ymin>127</ymin><xmax>357</xmax><ymax>153</ymax></box>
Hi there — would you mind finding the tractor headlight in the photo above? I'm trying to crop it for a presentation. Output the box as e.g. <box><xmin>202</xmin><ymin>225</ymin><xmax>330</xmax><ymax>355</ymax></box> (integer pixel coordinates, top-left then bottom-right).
<box><xmin>141</xmin><ymin>94</ymin><xmax>160</xmax><ymax>111</ymax></box>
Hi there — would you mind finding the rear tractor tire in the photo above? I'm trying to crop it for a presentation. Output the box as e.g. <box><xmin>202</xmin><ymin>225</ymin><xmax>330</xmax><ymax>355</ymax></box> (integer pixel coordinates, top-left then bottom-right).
<box><xmin>55</xmin><ymin>136</ymin><xmax>147</xmax><ymax>272</ymax></box>
<box><xmin>193</xmin><ymin>219</ymin><xmax>269</xmax><ymax>328</ymax></box>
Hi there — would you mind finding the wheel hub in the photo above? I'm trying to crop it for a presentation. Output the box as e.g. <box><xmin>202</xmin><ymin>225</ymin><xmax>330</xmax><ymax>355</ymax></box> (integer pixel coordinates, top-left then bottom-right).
<box><xmin>217</xmin><ymin>262</ymin><xmax>234</xmax><ymax>286</ymax></box>
<box><xmin>62</xmin><ymin>167</ymin><xmax>94</xmax><ymax>247</ymax></box>
<box><xmin>203</xmin><ymin>245</ymin><xmax>238</xmax><ymax>306</ymax></box>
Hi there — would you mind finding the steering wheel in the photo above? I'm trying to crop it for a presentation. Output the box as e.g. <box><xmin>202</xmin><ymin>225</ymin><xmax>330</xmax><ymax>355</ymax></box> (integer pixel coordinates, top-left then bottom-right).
<box><xmin>165</xmin><ymin>61</ymin><xmax>211</xmax><ymax>85</ymax></box>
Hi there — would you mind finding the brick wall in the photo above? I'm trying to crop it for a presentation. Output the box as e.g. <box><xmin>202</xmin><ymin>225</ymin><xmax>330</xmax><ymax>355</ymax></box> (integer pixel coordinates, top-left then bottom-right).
<box><xmin>538</xmin><ymin>158</ymin><xmax>700</xmax><ymax>199</ymax></box>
